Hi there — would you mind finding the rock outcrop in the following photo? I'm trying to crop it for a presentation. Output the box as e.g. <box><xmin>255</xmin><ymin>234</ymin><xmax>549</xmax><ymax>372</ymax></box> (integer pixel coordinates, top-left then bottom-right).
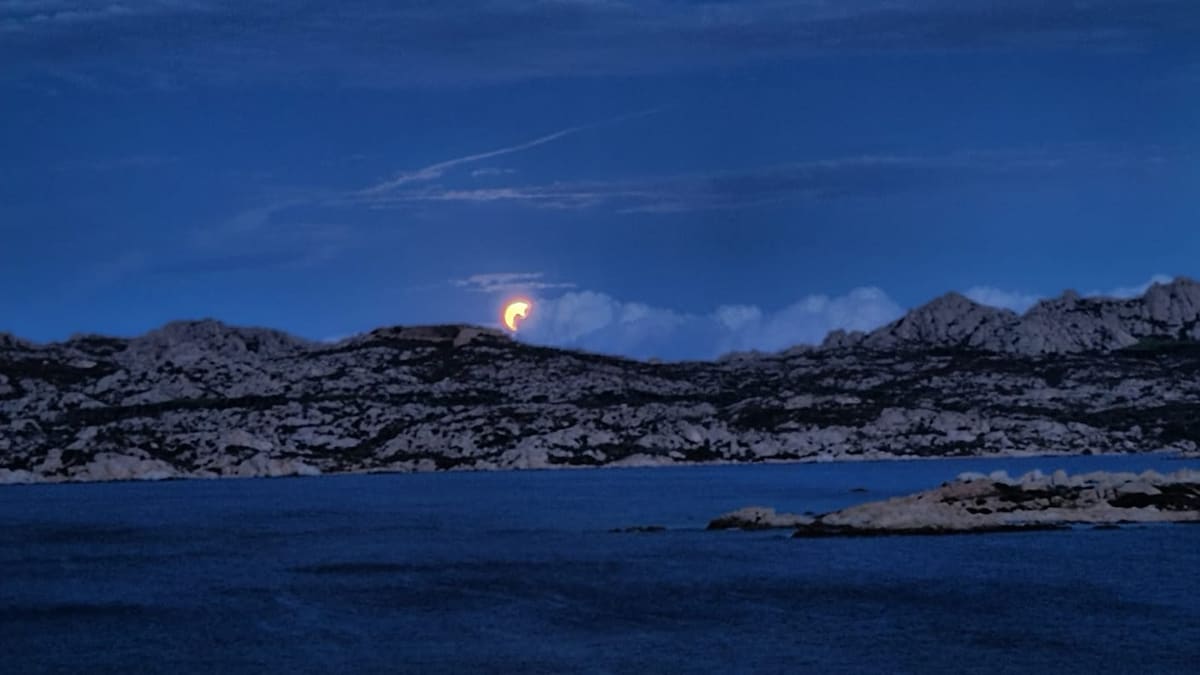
<box><xmin>3</xmin><ymin>278</ymin><xmax>1200</xmax><ymax>484</ymax></box>
<box><xmin>834</xmin><ymin>277</ymin><xmax>1200</xmax><ymax>355</ymax></box>
<box><xmin>707</xmin><ymin>506</ymin><xmax>814</xmax><ymax>530</ymax></box>
<box><xmin>781</xmin><ymin>469</ymin><xmax>1200</xmax><ymax>536</ymax></box>
<box><xmin>859</xmin><ymin>292</ymin><xmax>1019</xmax><ymax>352</ymax></box>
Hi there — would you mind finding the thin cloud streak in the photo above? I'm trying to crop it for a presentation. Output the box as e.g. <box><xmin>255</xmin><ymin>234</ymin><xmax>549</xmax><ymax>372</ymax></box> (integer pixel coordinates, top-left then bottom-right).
<box><xmin>5</xmin><ymin>2</ymin><xmax>1198</xmax><ymax>89</ymax></box>
<box><xmin>358</xmin><ymin>108</ymin><xmax>662</xmax><ymax>196</ymax></box>
<box><xmin>453</xmin><ymin>272</ymin><xmax>576</xmax><ymax>294</ymax></box>
<box><xmin>359</xmin><ymin>148</ymin><xmax>1162</xmax><ymax>215</ymax></box>
<box><xmin>470</xmin><ymin>167</ymin><xmax>516</xmax><ymax>177</ymax></box>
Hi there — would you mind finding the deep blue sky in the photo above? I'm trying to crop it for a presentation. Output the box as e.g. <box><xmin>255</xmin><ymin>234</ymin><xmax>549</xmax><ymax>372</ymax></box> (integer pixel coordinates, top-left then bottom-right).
<box><xmin>3</xmin><ymin>1</ymin><xmax>1198</xmax><ymax>359</ymax></box>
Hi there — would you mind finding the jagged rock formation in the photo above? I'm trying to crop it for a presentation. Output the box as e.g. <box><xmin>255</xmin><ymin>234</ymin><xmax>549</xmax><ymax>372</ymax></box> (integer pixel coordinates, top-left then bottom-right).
<box><xmin>3</xmin><ymin>279</ymin><xmax>1200</xmax><ymax>484</ymax></box>
<box><xmin>839</xmin><ymin>277</ymin><xmax>1200</xmax><ymax>354</ymax></box>
<box><xmin>782</xmin><ymin>469</ymin><xmax>1200</xmax><ymax>536</ymax></box>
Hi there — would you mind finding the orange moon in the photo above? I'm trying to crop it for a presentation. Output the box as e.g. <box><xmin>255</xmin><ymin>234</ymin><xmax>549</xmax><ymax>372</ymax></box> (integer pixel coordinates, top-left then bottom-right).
<box><xmin>502</xmin><ymin>300</ymin><xmax>531</xmax><ymax>332</ymax></box>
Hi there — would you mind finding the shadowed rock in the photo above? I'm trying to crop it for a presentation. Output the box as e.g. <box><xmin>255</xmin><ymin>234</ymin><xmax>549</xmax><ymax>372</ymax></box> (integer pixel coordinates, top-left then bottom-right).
<box><xmin>707</xmin><ymin>506</ymin><xmax>814</xmax><ymax>530</ymax></box>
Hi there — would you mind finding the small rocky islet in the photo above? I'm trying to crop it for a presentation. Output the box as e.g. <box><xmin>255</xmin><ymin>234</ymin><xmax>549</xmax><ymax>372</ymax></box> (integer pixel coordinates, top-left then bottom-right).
<box><xmin>707</xmin><ymin>469</ymin><xmax>1200</xmax><ymax>536</ymax></box>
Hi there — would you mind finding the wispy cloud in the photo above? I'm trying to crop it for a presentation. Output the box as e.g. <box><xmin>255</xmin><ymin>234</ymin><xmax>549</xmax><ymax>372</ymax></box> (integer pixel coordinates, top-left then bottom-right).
<box><xmin>1087</xmin><ymin>274</ymin><xmax>1175</xmax><ymax>300</ymax></box>
<box><xmin>358</xmin><ymin>108</ymin><xmax>660</xmax><ymax>196</ymax></box>
<box><xmin>963</xmin><ymin>286</ymin><xmax>1042</xmax><ymax>313</ymax></box>
<box><xmin>84</xmin><ymin>200</ymin><xmax>353</xmax><ymax>289</ymax></box>
<box><xmin>470</xmin><ymin>167</ymin><xmax>516</xmax><ymax>178</ymax></box>
<box><xmin>453</xmin><ymin>272</ymin><xmax>576</xmax><ymax>294</ymax></box>
<box><xmin>6</xmin><ymin>1</ymin><xmax>1196</xmax><ymax>88</ymax></box>
<box><xmin>360</xmin><ymin>147</ymin><xmax>1163</xmax><ymax>215</ymax></box>
<box><xmin>1</xmin><ymin>1</ymin><xmax>136</xmax><ymax>28</ymax></box>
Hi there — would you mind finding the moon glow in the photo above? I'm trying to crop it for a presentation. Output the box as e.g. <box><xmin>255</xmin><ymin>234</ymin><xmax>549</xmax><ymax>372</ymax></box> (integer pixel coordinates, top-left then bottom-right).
<box><xmin>503</xmin><ymin>300</ymin><xmax>531</xmax><ymax>332</ymax></box>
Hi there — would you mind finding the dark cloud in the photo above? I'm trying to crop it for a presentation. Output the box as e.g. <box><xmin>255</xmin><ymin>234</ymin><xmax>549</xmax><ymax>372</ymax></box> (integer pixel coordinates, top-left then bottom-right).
<box><xmin>3</xmin><ymin>1</ymin><xmax>1197</xmax><ymax>88</ymax></box>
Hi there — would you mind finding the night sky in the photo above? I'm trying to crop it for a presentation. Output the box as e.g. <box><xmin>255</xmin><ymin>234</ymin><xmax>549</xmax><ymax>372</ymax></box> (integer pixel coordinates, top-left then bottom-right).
<box><xmin>3</xmin><ymin>1</ymin><xmax>1198</xmax><ymax>359</ymax></box>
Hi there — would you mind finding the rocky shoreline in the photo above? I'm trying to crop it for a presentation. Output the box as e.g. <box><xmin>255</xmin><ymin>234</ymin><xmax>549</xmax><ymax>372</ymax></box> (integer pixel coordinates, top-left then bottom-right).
<box><xmin>709</xmin><ymin>469</ymin><xmax>1200</xmax><ymax>536</ymax></box>
<box><xmin>0</xmin><ymin>446</ymin><xmax>1188</xmax><ymax>487</ymax></box>
<box><xmin>3</xmin><ymin>278</ymin><xmax>1200</xmax><ymax>484</ymax></box>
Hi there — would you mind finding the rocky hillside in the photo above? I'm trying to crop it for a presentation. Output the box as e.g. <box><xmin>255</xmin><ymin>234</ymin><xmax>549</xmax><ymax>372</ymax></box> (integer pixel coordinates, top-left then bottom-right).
<box><xmin>2</xmin><ymin>278</ymin><xmax>1200</xmax><ymax>484</ymax></box>
<box><xmin>825</xmin><ymin>277</ymin><xmax>1200</xmax><ymax>354</ymax></box>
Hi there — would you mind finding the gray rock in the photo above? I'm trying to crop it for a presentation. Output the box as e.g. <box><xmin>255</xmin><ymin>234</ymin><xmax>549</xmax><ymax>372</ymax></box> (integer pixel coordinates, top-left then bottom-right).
<box><xmin>782</xmin><ymin>469</ymin><xmax>1200</xmax><ymax>536</ymax></box>
<box><xmin>708</xmin><ymin>506</ymin><xmax>814</xmax><ymax>530</ymax></box>
<box><xmin>847</xmin><ymin>276</ymin><xmax>1200</xmax><ymax>355</ymax></box>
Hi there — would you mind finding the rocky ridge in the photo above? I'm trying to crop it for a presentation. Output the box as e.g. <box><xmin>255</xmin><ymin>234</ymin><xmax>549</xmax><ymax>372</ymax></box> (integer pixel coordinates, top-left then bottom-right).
<box><xmin>826</xmin><ymin>277</ymin><xmax>1200</xmax><ymax>354</ymax></box>
<box><xmin>3</xmin><ymin>278</ymin><xmax>1200</xmax><ymax>484</ymax></box>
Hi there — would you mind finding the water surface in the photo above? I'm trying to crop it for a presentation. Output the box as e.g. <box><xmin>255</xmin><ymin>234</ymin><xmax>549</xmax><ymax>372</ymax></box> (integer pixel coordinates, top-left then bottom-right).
<box><xmin>2</xmin><ymin>455</ymin><xmax>1197</xmax><ymax>673</ymax></box>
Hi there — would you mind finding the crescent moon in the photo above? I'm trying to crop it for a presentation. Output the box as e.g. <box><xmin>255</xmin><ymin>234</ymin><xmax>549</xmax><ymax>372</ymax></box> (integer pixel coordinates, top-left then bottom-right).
<box><xmin>503</xmin><ymin>301</ymin><xmax>531</xmax><ymax>332</ymax></box>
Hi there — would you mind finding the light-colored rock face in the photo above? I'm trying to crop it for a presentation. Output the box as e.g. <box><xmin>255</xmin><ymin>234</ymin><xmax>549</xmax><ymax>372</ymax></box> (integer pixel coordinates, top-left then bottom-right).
<box><xmin>3</xmin><ymin>279</ymin><xmax>1200</xmax><ymax>485</ymax></box>
<box><xmin>118</xmin><ymin>320</ymin><xmax>312</xmax><ymax>366</ymax></box>
<box><xmin>804</xmin><ymin>469</ymin><xmax>1200</xmax><ymax>534</ymax></box>
<box><xmin>1143</xmin><ymin>281</ymin><xmax>1200</xmax><ymax>326</ymax></box>
<box><xmin>839</xmin><ymin>277</ymin><xmax>1200</xmax><ymax>355</ymax></box>
<box><xmin>861</xmin><ymin>293</ymin><xmax>1018</xmax><ymax>351</ymax></box>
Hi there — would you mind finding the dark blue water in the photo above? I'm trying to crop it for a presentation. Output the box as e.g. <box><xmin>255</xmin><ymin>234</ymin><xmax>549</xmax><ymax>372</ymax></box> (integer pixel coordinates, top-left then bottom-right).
<box><xmin>2</xmin><ymin>455</ymin><xmax>1198</xmax><ymax>674</ymax></box>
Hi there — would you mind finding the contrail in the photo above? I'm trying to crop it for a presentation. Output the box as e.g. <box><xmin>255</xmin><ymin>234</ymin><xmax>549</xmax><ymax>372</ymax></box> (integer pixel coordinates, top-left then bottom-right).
<box><xmin>357</xmin><ymin>107</ymin><xmax>663</xmax><ymax>196</ymax></box>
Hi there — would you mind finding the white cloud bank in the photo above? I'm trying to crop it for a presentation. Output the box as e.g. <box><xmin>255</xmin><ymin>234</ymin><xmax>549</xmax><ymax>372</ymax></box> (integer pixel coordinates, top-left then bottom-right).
<box><xmin>1086</xmin><ymin>274</ymin><xmax>1174</xmax><ymax>300</ymax></box>
<box><xmin>514</xmin><ymin>287</ymin><xmax>903</xmax><ymax>360</ymax></box>
<box><xmin>358</xmin><ymin>109</ymin><xmax>660</xmax><ymax>196</ymax></box>
<box><xmin>459</xmin><ymin>273</ymin><xmax>1180</xmax><ymax>360</ymax></box>
<box><xmin>963</xmin><ymin>286</ymin><xmax>1043</xmax><ymax>313</ymax></box>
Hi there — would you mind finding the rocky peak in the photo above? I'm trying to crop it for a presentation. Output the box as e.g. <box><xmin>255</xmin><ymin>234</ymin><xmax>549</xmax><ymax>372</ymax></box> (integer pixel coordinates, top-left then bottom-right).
<box><xmin>859</xmin><ymin>292</ymin><xmax>1017</xmax><ymax>351</ymax></box>
<box><xmin>122</xmin><ymin>319</ymin><xmax>311</xmax><ymax>366</ymax></box>
<box><xmin>820</xmin><ymin>329</ymin><xmax>865</xmax><ymax>350</ymax></box>
<box><xmin>345</xmin><ymin>324</ymin><xmax>511</xmax><ymax>349</ymax></box>
<box><xmin>1140</xmin><ymin>276</ymin><xmax>1200</xmax><ymax>324</ymax></box>
<box><xmin>839</xmin><ymin>275</ymin><xmax>1200</xmax><ymax>355</ymax></box>
<box><xmin>717</xmin><ymin>349</ymin><xmax>773</xmax><ymax>363</ymax></box>
<box><xmin>1024</xmin><ymin>288</ymin><xmax>1090</xmax><ymax>316</ymax></box>
<box><xmin>0</xmin><ymin>332</ymin><xmax>34</xmax><ymax>352</ymax></box>
<box><xmin>1012</xmin><ymin>277</ymin><xmax>1200</xmax><ymax>353</ymax></box>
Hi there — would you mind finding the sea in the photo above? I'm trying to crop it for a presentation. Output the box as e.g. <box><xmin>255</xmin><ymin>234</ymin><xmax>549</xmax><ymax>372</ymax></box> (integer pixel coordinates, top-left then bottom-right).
<box><xmin>2</xmin><ymin>454</ymin><xmax>1198</xmax><ymax>674</ymax></box>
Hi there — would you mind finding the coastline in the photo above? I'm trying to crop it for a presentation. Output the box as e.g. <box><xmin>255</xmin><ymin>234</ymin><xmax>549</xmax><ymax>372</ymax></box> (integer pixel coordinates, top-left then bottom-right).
<box><xmin>2</xmin><ymin>446</ymin><xmax>1192</xmax><ymax>487</ymax></box>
